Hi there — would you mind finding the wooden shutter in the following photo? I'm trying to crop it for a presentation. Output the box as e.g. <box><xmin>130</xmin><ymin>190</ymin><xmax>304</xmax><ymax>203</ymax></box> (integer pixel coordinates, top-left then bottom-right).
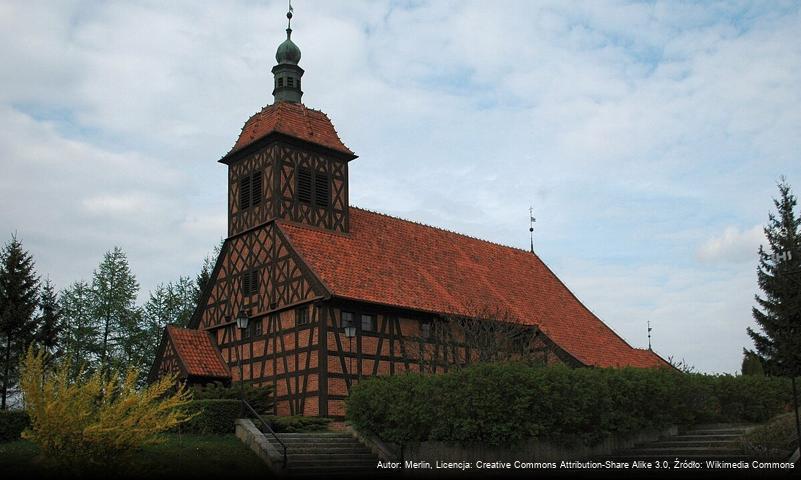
<box><xmin>251</xmin><ymin>172</ymin><xmax>262</xmax><ymax>206</ymax></box>
<box><xmin>239</xmin><ymin>177</ymin><xmax>251</xmax><ymax>210</ymax></box>
<box><xmin>314</xmin><ymin>173</ymin><xmax>330</xmax><ymax>207</ymax></box>
<box><xmin>250</xmin><ymin>269</ymin><xmax>259</xmax><ymax>295</ymax></box>
<box><xmin>242</xmin><ymin>271</ymin><xmax>251</xmax><ymax>296</ymax></box>
<box><xmin>297</xmin><ymin>168</ymin><xmax>312</xmax><ymax>204</ymax></box>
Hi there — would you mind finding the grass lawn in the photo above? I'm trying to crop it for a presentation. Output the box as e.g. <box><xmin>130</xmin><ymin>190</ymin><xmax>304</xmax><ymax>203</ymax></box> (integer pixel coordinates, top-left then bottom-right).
<box><xmin>0</xmin><ymin>434</ymin><xmax>271</xmax><ymax>478</ymax></box>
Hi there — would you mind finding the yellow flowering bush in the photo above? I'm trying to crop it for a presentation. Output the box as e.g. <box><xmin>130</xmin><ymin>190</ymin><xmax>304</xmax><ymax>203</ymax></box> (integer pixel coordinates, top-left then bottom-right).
<box><xmin>19</xmin><ymin>348</ymin><xmax>195</xmax><ymax>470</ymax></box>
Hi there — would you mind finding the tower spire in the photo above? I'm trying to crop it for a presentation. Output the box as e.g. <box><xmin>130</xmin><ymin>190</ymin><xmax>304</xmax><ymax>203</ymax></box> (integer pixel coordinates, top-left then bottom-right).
<box><xmin>529</xmin><ymin>206</ymin><xmax>536</xmax><ymax>254</ymax></box>
<box><xmin>647</xmin><ymin>320</ymin><xmax>653</xmax><ymax>350</ymax></box>
<box><xmin>272</xmin><ymin>1</ymin><xmax>304</xmax><ymax>103</ymax></box>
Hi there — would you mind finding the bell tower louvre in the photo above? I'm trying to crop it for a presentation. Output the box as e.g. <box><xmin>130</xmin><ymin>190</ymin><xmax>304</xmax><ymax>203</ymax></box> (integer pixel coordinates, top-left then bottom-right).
<box><xmin>151</xmin><ymin>7</ymin><xmax>670</xmax><ymax>419</ymax></box>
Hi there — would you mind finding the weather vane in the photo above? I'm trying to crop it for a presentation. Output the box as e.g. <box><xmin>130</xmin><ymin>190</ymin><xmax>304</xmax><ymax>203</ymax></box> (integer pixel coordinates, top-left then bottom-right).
<box><xmin>287</xmin><ymin>0</ymin><xmax>294</xmax><ymax>29</ymax></box>
<box><xmin>529</xmin><ymin>206</ymin><xmax>536</xmax><ymax>254</ymax></box>
<box><xmin>648</xmin><ymin>320</ymin><xmax>653</xmax><ymax>350</ymax></box>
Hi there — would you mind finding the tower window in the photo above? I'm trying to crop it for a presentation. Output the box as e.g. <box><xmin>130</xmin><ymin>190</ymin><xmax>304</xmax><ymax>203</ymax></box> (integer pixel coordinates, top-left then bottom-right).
<box><xmin>296</xmin><ymin>306</ymin><xmax>309</xmax><ymax>326</ymax></box>
<box><xmin>288</xmin><ymin>77</ymin><xmax>294</xmax><ymax>88</ymax></box>
<box><xmin>251</xmin><ymin>172</ymin><xmax>262</xmax><ymax>206</ymax></box>
<box><xmin>242</xmin><ymin>269</ymin><xmax>259</xmax><ymax>296</ymax></box>
<box><xmin>239</xmin><ymin>172</ymin><xmax>262</xmax><ymax>211</ymax></box>
<box><xmin>239</xmin><ymin>177</ymin><xmax>251</xmax><ymax>210</ymax></box>
<box><xmin>297</xmin><ymin>168</ymin><xmax>313</xmax><ymax>203</ymax></box>
<box><xmin>314</xmin><ymin>173</ymin><xmax>330</xmax><ymax>207</ymax></box>
<box><xmin>278</xmin><ymin>77</ymin><xmax>284</xmax><ymax>88</ymax></box>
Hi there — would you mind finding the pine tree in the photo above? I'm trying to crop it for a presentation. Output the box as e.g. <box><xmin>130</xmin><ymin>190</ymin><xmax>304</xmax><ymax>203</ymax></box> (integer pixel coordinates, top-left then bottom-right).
<box><xmin>60</xmin><ymin>280</ymin><xmax>101</xmax><ymax>378</ymax></box>
<box><xmin>748</xmin><ymin>178</ymin><xmax>801</xmax><ymax>377</ymax></box>
<box><xmin>0</xmin><ymin>235</ymin><xmax>39</xmax><ymax>409</ymax></box>
<box><xmin>91</xmin><ymin>247</ymin><xmax>141</xmax><ymax>373</ymax></box>
<box><xmin>35</xmin><ymin>278</ymin><xmax>63</xmax><ymax>367</ymax></box>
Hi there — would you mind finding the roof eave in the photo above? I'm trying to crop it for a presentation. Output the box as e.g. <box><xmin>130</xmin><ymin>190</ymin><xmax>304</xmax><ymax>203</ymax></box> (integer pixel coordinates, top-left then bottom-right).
<box><xmin>218</xmin><ymin>131</ymin><xmax>357</xmax><ymax>165</ymax></box>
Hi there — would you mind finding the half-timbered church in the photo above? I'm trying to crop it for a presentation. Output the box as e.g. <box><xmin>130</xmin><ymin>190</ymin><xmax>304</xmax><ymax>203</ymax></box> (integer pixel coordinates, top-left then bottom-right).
<box><xmin>151</xmin><ymin>15</ymin><xmax>668</xmax><ymax>419</ymax></box>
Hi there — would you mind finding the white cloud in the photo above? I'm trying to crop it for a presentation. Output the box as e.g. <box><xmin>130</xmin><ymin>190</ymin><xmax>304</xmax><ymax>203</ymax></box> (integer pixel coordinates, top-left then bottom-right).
<box><xmin>697</xmin><ymin>225</ymin><xmax>765</xmax><ymax>264</ymax></box>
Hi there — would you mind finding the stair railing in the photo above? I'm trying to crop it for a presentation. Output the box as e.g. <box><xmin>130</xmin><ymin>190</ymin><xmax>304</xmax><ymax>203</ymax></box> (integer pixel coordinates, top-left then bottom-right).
<box><xmin>242</xmin><ymin>399</ymin><xmax>287</xmax><ymax>468</ymax></box>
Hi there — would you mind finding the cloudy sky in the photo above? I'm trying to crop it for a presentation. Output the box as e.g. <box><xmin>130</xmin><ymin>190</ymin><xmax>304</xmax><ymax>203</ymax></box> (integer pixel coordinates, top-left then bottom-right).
<box><xmin>2</xmin><ymin>1</ymin><xmax>800</xmax><ymax>373</ymax></box>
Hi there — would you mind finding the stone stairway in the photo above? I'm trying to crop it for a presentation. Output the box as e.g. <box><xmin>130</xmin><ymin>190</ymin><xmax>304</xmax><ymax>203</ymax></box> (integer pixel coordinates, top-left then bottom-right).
<box><xmin>272</xmin><ymin>432</ymin><xmax>382</xmax><ymax>477</ymax></box>
<box><xmin>612</xmin><ymin>424</ymin><xmax>753</xmax><ymax>460</ymax></box>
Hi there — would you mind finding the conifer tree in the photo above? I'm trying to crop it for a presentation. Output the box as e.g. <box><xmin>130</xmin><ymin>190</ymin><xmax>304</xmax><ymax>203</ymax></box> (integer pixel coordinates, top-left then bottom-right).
<box><xmin>748</xmin><ymin>179</ymin><xmax>801</xmax><ymax>376</ymax></box>
<box><xmin>0</xmin><ymin>235</ymin><xmax>39</xmax><ymax>409</ymax></box>
<box><xmin>60</xmin><ymin>280</ymin><xmax>100</xmax><ymax>378</ymax></box>
<box><xmin>91</xmin><ymin>247</ymin><xmax>141</xmax><ymax>372</ymax></box>
<box><xmin>35</xmin><ymin>278</ymin><xmax>63</xmax><ymax>367</ymax></box>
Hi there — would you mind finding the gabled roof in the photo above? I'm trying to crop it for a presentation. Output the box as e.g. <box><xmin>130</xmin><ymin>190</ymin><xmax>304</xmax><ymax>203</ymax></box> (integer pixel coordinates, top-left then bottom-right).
<box><xmin>278</xmin><ymin>208</ymin><xmax>668</xmax><ymax>369</ymax></box>
<box><xmin>225</xmin><ymin>102</ymin><xmax>354</xmax><ymax>159</ymax></box>
<box><xmin>166</xmin><ymin>325</ymin><xmax>231</xmax><ymax>379</ymax></box>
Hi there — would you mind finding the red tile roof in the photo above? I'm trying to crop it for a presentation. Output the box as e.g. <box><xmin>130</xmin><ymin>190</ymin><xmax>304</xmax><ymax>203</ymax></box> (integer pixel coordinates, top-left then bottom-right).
<box><xmin>227</xmin><ymin>102</ymin><xmax>354</xmax><ymax>157</ymax></box>
<box><xmin>279</xmin><ymin>208</ymin><xmax>668</xmax><ymax>369</ymax></box>
<box><xmin>167</xmin><ymin>325</ymin><xmax>231</xmax><ymax>379</ymax></box>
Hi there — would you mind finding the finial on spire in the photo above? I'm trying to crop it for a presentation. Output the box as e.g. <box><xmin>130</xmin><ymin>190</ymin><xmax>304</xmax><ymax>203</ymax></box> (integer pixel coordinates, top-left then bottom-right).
<box><xmin>529</xmin><ymin>206</ymin><xmax>536</xmax><ymax>254</ymax></box>
<box><xmin>272</xmin><ymin>0</ymin><xmax>303</xmax><ymax>103</ymax></box>
<box><xmin>647</xmin><ymin>320</ymin><xmax>653</xmax><ymax>350</ymax></box>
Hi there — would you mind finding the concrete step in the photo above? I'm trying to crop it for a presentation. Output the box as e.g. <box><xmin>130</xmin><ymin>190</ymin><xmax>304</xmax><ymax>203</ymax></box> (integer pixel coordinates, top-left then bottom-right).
<box><xmin>288</xmin><ymin>465</ymin><xmax>382</xmax><ymax>476</ymax></box>
<box><xmin>289</xmin><ymin>449</ymin><xmax>378</xmax><ymax>464</ymax></box>
<box><xmin>668</xmin><ymin>434</ymin><xmax>741</xmax><ymax>441</ymax></box>
<box><xmin>641</xmin><ymin>440</ymin><xmax>741</xmax><ymax>448</ymax></box>
<box><xmin>273</xmin><ymin>437</ymin><xmax>363</xmax><ymax>444</ymax></box>
<box><xmin>620</xmin><ymin>447</ymin><xmax>744</xmax><ymax>456</ymax></box>
<box><xmin>280</xmin><ymin>445</ymin><xmax>371</xmax><ymax>454</ymax></box>
<box><xmin>682</xmin><ymin>428</ymin><xmax>748</xmax><ymax>435</ymax></box>
<box><xmin>275</xmin><ymin>432</ymin><xmax>354</xmax><ymax>437</ymax></box>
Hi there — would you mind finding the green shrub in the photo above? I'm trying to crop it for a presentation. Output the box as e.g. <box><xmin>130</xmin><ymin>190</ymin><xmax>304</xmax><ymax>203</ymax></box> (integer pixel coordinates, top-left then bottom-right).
<box><xmin>264</xmin><ymin>416</ymin><xmax>332</xmax><ymax>432</ymax></box>
<box><xmin>0</xmin><ymin>410</ymin><xmax>30</xmax><ymax>442</ymax></box>
<box><xmin>346</xmin><ymin>363</ymin><xmax>793</xmax><ymax>447</ymax></box>
<box><xmin>191</xmin><ymin>382</ymin><xmax>273</xmax><ymax>414</ymax></box>
<box><xmin>178</xmin><ymin>399</ymin><xmax>241</xmax><ymax>434</ymax></box>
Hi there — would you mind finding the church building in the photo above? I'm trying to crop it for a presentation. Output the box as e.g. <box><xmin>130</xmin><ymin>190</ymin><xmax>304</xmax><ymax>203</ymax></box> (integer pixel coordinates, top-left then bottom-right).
<box><xmin>150</xmin><ymin>13</ymin><xmax>668</xmax><ymax>419</ymax></box>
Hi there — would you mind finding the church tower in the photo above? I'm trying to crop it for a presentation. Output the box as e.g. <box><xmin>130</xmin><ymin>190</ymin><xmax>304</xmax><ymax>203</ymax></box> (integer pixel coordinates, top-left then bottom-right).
<box><xmin>220</xmin><ymin>9</ymin><xmax>356</xmax><ymax>237</ymax></box>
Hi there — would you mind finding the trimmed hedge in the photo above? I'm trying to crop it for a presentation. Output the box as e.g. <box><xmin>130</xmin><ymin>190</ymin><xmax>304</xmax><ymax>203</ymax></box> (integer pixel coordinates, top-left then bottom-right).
<box><xmin>346</xmin><ymin>363</ymin><xmax>793</xmax><ymax>447</ymax></box>
<box><xmin>264</xmin><ymin>415</ymin><xmax>332</xmax><ymax>433</ymax></box>
<box><xmin>191</xmin><ymin>382</ymin><xmax>273</xmax><ymax>414</ymax></box>
<box><xmin>177</xmin><ymin>399</ymin><xmax>241</xmax><ymax>434</ymax></box>
<box><xmin>0</xmin><ymin>410</ymin><xmax>30</xmax><ymax>442</ymax></box>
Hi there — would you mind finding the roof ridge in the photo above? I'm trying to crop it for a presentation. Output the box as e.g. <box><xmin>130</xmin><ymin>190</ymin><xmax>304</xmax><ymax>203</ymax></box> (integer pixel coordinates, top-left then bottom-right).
<box><xmin>350</xmin><ymin>206</ymin><xmax>535</xmax><ymax>256</ymax></box>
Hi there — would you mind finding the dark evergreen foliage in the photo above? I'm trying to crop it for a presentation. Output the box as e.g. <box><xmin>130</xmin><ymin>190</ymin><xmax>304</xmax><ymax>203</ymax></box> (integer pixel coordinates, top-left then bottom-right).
<box><xmin>59</xmin><ymin>280</ymin><xmax>101</xmax><ymax>378</ymax></box>
<box><xmin>0</xmin><ymin>235</ymin><xmax>39</xmax><ymax>409</ymax></box>
<box><xmin>741</xmin><ymin>348</ymin><xmax>765</xmax><ymax>376</ymax></box>
<box><xmin>35</xmin><ymin>278</ymin><xmax>63</xmax><ymax>364</ymax></box>
<box><xmin>748</xmin><ymin>179</ymin><xmax>801</xmax><ymax>377</ymax></box>
<box><xmin>90</xmin><ymin>247</ymin><xmax>142</xmax><ymax>373</ymax></box>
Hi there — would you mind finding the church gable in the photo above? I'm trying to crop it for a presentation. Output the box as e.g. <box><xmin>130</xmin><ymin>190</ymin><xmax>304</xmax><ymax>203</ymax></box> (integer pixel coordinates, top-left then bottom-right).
<box><xmin>190</xmin><ymin>222</ymin><xmax>328</xmax><ymax>331</ymax></box>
